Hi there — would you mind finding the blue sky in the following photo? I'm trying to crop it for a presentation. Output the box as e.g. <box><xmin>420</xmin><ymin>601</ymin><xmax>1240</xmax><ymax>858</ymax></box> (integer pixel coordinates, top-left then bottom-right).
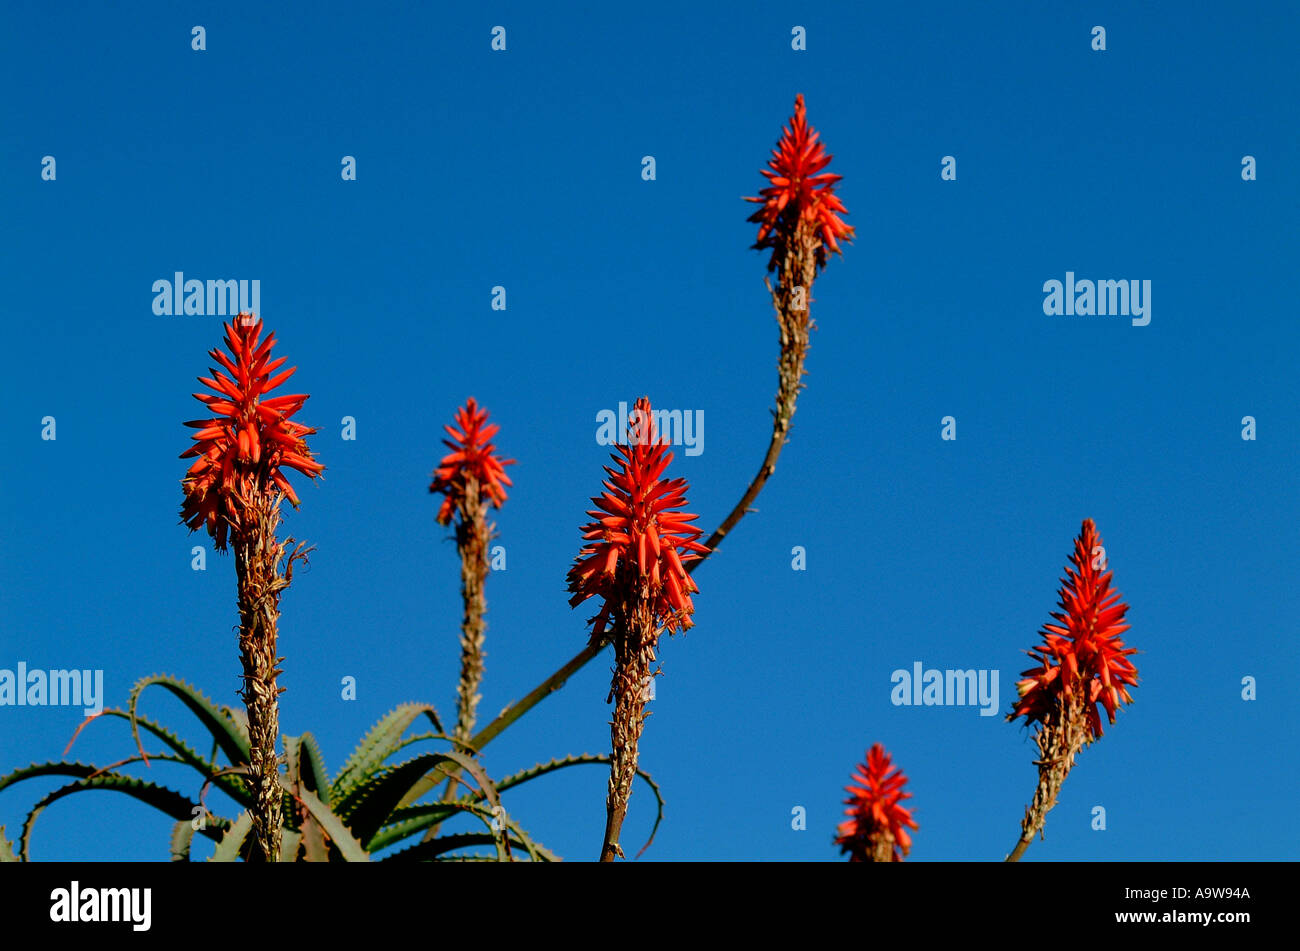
<box><xmin>1</xmin><ymin>1</ymin><xmax>1297</xmax><ymax>861</ymax></box>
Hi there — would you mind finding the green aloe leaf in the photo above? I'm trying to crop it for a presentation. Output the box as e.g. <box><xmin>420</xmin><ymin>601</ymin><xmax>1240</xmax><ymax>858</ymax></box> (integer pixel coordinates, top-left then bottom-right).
<box><xmin>283</xmin><ymin>735</ymin><xmax>303</xmax><ymax>788</ymax></box>
<box><xmin>369</xmin><ymin>799</ymin><xmax>558</xmax><ymax>861</ymax></box>
<box><xmin>365</xmin><ymin>803</ymin><xmax>460</xmax><ymax>853</ymax></box>
<box><xmin>297</xmin><ymin>732</ymin><xmax>330</xmax><ymax>796</ymax></box>
<box><xmin>128</xmin><ymin>674</ymin><xmax>250</xmax><ymax>769</ymax></box>
<box><xmin>289</xmin><ymin>785</ymin><xmax>370</xmax><ymax>862</ymax></box>
<box><xmin>210</xmin><ymin>811</ymin><xmax>255</xmax><ymax>862</ymax></box>
<box><xmin>169</xmin><ymin>820</ymin><xmax>196</xmax><ymax>862</ymax></box>
<box><xmin>391</xmin><ymin>730</ymin><xmax>463</xmax><ymax>757</ymax></box>
<box><xmin>338</xmin><ymin>752</ymin><xmax>498</xmax><ymax>848</ymax></box>
<box><xmin>491</xmin><ymin>753</ymin><xmax>665</xmax><ymax>858</ymax></box>
<box><xmin>381</xmin><ymin>832</ymin><xmax>509</xmax><ymax>861</ymax></box>
<box><xmin>80</xmin><ymin>709</ymin><xmax>252</xmax><ymax>806</ymax></box>
<box><xmin>331</xmin><ymin>704</ymin><xmax>442</xmax><ymax>803</ymax></box>
<box><xmin>336</xmin><ymin>755</ymin><xmax>439</xmax><ymax>846</ymax></box>
<box><xmin>280</xmin><ymin>827</ymin><xmax>302</xmax><ymax>862</ymax></box>
<box><xmin>393</xmin><ymin>748</ymin><xmax>500</xmax><ymax>810</ymax></box>
<box><xmin>368</xmin><ymin>799</ymin><xmax>503</xmax><ymax>855</ymax></box>
<box><xmin>300</xmin><ymin>815</ymin><xmax>329</xmax><ymax>862</ymax></box>
<box><xmin>20</xmin><ymin>772</ymin><xmax>230</xmax><ymax>861</ymax></box>
<box><xmin>380</xmin><ymin>819</ymin><xmax>554</xmax><ymax>862</ymax></box>
<box><xmin>0</xmin><ymin>761</ymin><xmax>100</xmax><ymax>796</ymax></box>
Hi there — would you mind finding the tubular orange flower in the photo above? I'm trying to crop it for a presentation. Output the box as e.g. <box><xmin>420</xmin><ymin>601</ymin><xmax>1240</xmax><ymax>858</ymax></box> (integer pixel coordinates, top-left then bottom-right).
<box><xmin>835</xmin><ymin>744</ymin><xmax>918</xmax><ymax>863</ymax></box>
<box><xmin>180</xmin><ymin>314</ymin><xmax>324</xmax><ymax>551</ymax></box>
<box><xmin>1009</xmin><ymin>518</ymin><xmax>1139</xmax><ymax>740</ymax></box>
<box><xmin>745</xmin><ymin>93</ymin><xmax>855</xmax><ymax>274</ymax></box>
<box><xmin>429</xmin><ymin>397</ymin><xmax>515</xmax><ymax>526</ymax></box>
<box><xmin>566</xmin><ymin>397</ymin><xmax>709</xmax><ymax>641</ymax></box>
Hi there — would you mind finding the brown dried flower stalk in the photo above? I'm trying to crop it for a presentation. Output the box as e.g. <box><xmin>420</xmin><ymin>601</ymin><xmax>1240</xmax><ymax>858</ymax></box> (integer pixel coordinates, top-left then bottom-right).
<box><xmin>601</xmin><ymin>595</ymin><xmax>658</xmax><ymax>861</ymax></box>
<box><xmin>1009</xmin><ymin>689</ymin><xmax>1091</xmax><ymax>862</ymax></box>
<box><xmin>451</xmin><ymin>479</ymin><xmax>491</xmax><ymax>743</ymax></box>
<box><xmin>233</xmin><ymin>491</ymin><xmax>312</xmax><ymax>860</ymax></box>
<box><xmin>429</xmin><ymin>399</ymin><xmax>514</xmax><ymax>744</ymax></box>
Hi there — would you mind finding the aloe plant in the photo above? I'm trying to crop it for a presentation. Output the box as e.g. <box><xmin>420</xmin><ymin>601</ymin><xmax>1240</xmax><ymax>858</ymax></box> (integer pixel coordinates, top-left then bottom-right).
<box><xmin>0</xmin><ymin>674</ymin><xmax>662</xmax><ymax>862</ymax></box>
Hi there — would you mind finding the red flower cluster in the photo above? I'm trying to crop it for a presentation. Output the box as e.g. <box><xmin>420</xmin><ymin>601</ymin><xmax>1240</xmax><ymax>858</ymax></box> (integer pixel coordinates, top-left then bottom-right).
<box><xmin>180</xmin><ymin>316</ymin><xmax>323</xmax><ymax>550</ymax></box>
<box><xmin>835</xmin><ymin>744</ymin><xmax>918</xmax><ymax>862</ymax></box>
<box><xmin>429</xmin><ymin>398</ymin><xmax>515</xmax><ymax>525</ymax></box>
<box><xmin>567</xmin><ymin>397</ymin><xmax>708</xmax><ymax>640</ymax></box>
<box><xmin>1009</xmin><ymin>519</ymin><xmax>1139</xmax><ymax>739</ymax></box>
<box><xmin>745</xmin><ymin>93</ymin><xmax>854</xmax><ymax>273</ymax></box>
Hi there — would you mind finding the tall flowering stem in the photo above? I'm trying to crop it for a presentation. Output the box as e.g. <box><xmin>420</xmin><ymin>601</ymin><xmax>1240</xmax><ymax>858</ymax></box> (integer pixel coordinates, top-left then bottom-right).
<box><xmin>599</xmin><ymin>595</ymin><xmax>657</xmax><ymax>863</ymax></box>
<box><xmin>567</xmin><ymin>397</ymin><xmax>707</xmax><ymax>861</ymax></box>
<box><xmin>835</xmin><ymin>744</ymin><xmax>918</xmax><ymax>862</ymax></box>
<box><xmin>445</xmin><ymin>94</ymin><xmax>854</xmax><ymax>768</ymax></box>
<box><xmin>180</xmin><ymin>314</ymin><xmax>322</xmax><ymax>861</ymax></box>
<box><xmin>1005</xmin><ymin>518</ymin><xmax>1138</xmax><ymax>861</ymax></box>
<box><xmin>705</xmin><ymin>92</ymin><xmax>855</xmax><ymax>554</ymax></box>
<box><xmin>429</xmin><ymin>398</ymin><xmax>514</xmax><ymax>744</ymax></box>
<box><xmin>232</xmin><ymin>492</ymin><xmax>311</xmax><ymax>861</ymax></box>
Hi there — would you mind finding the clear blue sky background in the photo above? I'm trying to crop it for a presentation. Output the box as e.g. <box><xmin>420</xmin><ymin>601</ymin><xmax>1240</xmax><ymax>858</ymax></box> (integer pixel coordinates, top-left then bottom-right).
<box><xmin>2</xmin><ymin>2</ymin><xmax>1297</xmax><ymax>862</ymax></box>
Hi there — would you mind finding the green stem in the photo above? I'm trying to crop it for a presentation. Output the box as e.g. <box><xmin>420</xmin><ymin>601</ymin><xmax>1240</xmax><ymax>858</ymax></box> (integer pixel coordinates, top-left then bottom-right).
<box><xmin>471</xmin><ymin>642</ymin><xmax>603</xmax><ymax>752</ymax></box>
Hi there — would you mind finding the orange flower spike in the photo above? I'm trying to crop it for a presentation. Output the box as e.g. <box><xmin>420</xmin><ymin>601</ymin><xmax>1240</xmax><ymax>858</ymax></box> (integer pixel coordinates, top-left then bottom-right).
<box><xmin>745</xmin><ymin>93</ymin><xmax>855</xmax><ymax>274</ymax></box>
<box><xmin>179</xmin><ymin>315</ymin><xmax>323</xmax><ymax>551</ymax></box>
<box><xmin>567</xmin><ymin>397</ymin><xmax>709</xmax><ymax>640</ymax></box>
<box><xmin>1008</xmin><ymin>519</ymin><xmax>1139</xmax><ymax>739</ymax></box>
<box><xmin>429</xmin><ymin>398</ymin><xmax>516</xmax><ymax>526</ymax></box>
<box><xmin>835</xmin><ymin>744</ymin><xmax>919</xmax><ymax>862</ymax></box>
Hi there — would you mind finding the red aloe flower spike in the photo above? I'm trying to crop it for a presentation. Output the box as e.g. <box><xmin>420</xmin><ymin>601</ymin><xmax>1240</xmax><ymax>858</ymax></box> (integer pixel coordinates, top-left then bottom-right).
<box><xmin>429</xmin><ymin>397</ymin><xmax>515</xmax><ymax>527</ymax></box>
<box><xmin>567</xmin><ymin>397</ymin><xmax>708</xmax><ymax>862</ymax></box>
<box><xmin>745</xmin><ymin>93</ymin><xmax>855</xmax><ymax>276</ymax></box>
<box><xmin>429</xmin><ymin>398</ymin><xmax>514</xmax><ymax>745</ymax></box>
<box><xmin>834</xmin><ymin>744</ymin><xmax>918</xmax><ymax>862</ymax></box>
<box><xmin>566</xmin><ymin>397</ymin><xmax>708</xmax><ymax>642</ymax></box>
<box><xmin>1008</xmin><ymin>518</ymin><xmax>1139</xmax><ymax>741</ymax></box>
<box><xmin>180</xmin><ymin>314</ymin><xmax>324</xmax><ymax>552</ymax></box>
<box><xmin>1005</xmin><ymin>518</ymin><xmax>1139</xmax><ymax>861</ymax></box>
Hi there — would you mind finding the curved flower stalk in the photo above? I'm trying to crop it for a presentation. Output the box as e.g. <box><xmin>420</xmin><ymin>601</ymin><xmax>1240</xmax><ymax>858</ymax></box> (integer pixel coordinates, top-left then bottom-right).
<box><xmin>835</xmin><ymin>744</ymin><xmax>918</xmax><ymax>862</ymax></box>
<box><xmin>180</xmin><ymin>313</ymin><xmax>323</xmax><ymax>861</ymax></box>
<box><xmin>567</xmin><ymin>396</ymin><xmax>707</xmax><ymax>861</ymax></box>
<box><xmin>707</xmin><ymin>92</ymin><xmax>855</xmax><ymax>553</ymax></box>
<box><xmin>1005</xmin><ymin>518</ymin><xmax>1138</xmax><ymax>861</ymax></box>
<box><xmin>429</xmin><ymin>397</ymin><xmax>514</xmax><ymax>744</ymax></box>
